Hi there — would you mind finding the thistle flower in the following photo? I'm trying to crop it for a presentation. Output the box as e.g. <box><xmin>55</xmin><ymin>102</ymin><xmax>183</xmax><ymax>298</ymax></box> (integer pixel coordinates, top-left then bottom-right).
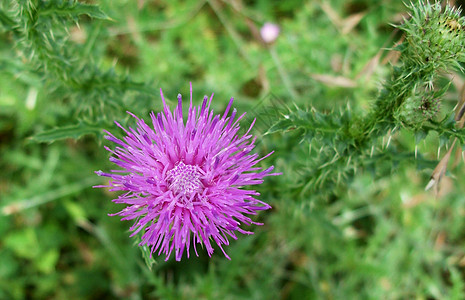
<box><xmin>95</xmin><ymin>84</ymin><xmax>279</xmax><ymax>261</ymax></box>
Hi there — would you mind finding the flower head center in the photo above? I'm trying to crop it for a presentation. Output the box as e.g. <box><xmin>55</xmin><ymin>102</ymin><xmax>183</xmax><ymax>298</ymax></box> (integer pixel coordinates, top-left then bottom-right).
<box><xmin>166</xmin><ymin>161</ymin><xmax>203</xmax><ymax>196</ymax></box>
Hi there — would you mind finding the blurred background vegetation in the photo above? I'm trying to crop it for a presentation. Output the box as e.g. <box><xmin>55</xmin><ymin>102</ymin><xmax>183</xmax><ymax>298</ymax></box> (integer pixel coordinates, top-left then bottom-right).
<box><xmin>2</xmin><ymin>0</ymin><xmax>465</xmax><ymax>299</ymax></box>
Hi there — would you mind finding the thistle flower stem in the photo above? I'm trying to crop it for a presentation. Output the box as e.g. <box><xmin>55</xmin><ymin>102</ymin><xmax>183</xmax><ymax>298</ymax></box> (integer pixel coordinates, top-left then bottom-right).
<box><xmin>269</xmin><ymin>45</ymin><xmax>298</xmax><ymax>99</ymax></box>
<box><xmin>208</xmin><ymin>0</ymin><xmax>254</xmax><ymax>66</ymax></box>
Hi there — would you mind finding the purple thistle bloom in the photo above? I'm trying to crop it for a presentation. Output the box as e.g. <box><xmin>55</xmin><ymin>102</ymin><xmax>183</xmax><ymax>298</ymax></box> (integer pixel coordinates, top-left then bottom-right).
<box><xmin>95</xmin><ymin>84</ymin><xmax>279</xmax><ymax>261</ymax></box>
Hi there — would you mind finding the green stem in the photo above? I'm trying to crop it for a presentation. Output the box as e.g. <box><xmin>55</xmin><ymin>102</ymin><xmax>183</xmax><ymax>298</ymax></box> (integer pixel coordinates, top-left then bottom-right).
<box><xmin>269</xmin><ymin>45</ymin><xmax>298</xmax><ymax>99</ymax></box>
<box><xmin>1</xmin><ymin>177</ymin><xmax>99</xmax><ymax>215</ymax></box>
<box><xmin>207</xmin><ymin>0</ymin><xmax>254</xmax><ymax>66</ymax></box>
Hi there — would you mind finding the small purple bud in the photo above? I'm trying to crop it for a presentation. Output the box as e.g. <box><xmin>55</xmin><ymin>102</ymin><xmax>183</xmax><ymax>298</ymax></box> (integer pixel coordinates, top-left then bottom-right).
<box><xmin>260</xmin><ymin>22</ymin><xmax>280</xmax><ymax>44</ymax></box>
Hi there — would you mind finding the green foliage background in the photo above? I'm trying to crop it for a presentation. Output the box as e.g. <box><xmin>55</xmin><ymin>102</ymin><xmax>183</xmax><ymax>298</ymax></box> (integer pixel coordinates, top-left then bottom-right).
<box><xmin>2</xmin><ymin>0</ymin><xmax>465</xmax><ymax>299</ymax></box>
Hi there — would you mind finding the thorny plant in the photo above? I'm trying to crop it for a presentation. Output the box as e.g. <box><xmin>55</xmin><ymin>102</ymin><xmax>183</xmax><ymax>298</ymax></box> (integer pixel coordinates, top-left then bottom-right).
<box><xmin>2</xmin><ymin>0</ymin><xmax>465</xmax><ymax>260</ymax></box>
<box><xmin>267</xmin><ymin>1</ymin><xmax>465</xmax><ymax>198</ymax></box>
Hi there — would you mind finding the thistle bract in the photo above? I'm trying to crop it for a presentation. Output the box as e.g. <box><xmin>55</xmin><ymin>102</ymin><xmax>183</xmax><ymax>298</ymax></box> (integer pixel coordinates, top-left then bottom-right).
<box><xmin>394</xmin><ymin>88</ymin><xmax>440</xmax><ymax>129</ymax></box>
<box><xmin>95</xmin><ymin>84</ymin><xmax>278</xmax><ymax>261</ymax></box>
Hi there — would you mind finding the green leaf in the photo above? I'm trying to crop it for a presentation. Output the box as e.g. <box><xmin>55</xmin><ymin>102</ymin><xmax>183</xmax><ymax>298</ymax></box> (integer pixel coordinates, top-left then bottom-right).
<box><xmin>35</xmin><ymin>249</ymin><xmax>59</xmax><ymax>274</ymax></box>
<box><xmin>4</xmin><ymin>228</ymin><xmax>40</xmax><ymax>259</ymax></box>
<box><xmin>67</xmin><ymin>4</ymin><xmax>111</xmax><ymax>20</ymax></box>
<box><xmin>0</xmin><ymin>250</ymin><xmax>18</xmax><ymax>278</ymax></box>
<box><xmin>414</xmin><ymin>129</ymin><xmax>427</xmax><ymax>144</ymax></box>
<box><xmin>39</xmin><ymin>2</ymin><xmax>111</xmax><ymax>21</ymax></box>
<box><xmin>266</xmin><ymin>108</ymin><xmax>344</xmax><ymax>144</ymax></box>
<box><xmin>63</xmin><ymin>199</ymin><xmax>87</xmax><ymax>223</ymax></box>
<box><xmin>266</xmin><ymin>117</ymin><xmax>294</xmax><ymax>134</ymax></box>
<box><xmin>0</xmin><ymin>9</ymin><xmax>16</xmax><ymax>31</ymax></box>
<box><xmin>139</xmin><ymin>243</ymin><xmax>157</xmax><ymax>271</ymax></box>
<box><xmin>31</xmin><ymin>120</ymin><xmax>107</xmax><ymax>143</ymax></box>
<box><xmin>450</xmin><ymin>267</ymin><xmax>465</xmax><ymax>300</ymax></box>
